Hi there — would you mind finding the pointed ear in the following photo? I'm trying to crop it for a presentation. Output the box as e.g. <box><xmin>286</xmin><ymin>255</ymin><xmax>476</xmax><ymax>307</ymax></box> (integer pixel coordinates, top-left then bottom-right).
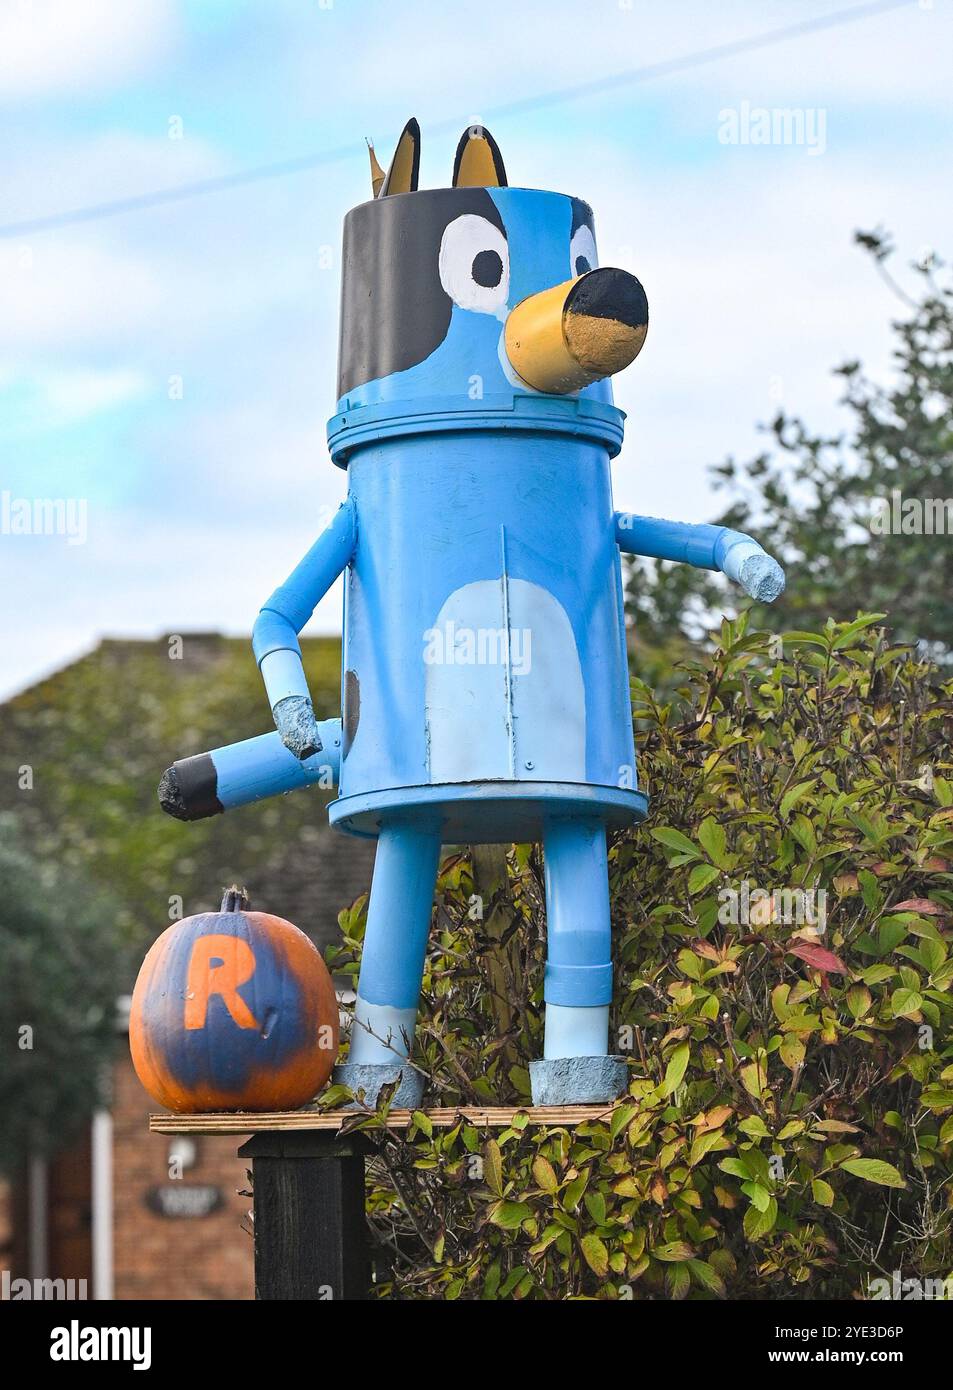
<box><xmin>378</xmin><ymin>118</ymin><xmax>420</xmax><ymax>197</ymax></box>
<box><xmin>452</xmin><ymin>125</ymin><xmax>507</xmax><ymax>188</ymax></box>
<box><xmin>366</xmin><ymin>139</ymin><xmax>386</xmax><ymax>198</ymax></box>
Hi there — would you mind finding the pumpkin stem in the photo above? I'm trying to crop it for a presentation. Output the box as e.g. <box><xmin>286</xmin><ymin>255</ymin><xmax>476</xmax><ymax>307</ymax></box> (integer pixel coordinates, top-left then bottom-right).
<box><xmin>221</xmin><ymin>885</ymin><xmax>250</xmax><ymax>913</ymax></box>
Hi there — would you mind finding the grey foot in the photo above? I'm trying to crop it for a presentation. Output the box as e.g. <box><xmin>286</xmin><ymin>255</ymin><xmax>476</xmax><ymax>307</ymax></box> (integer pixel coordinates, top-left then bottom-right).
<box><xmin>740</xmin><ymin>552</ymin><xmax>785</xmax><ymax>603</ymax></box>
<box><xmin>334</xmin><ymin>1062</ymin><xmax>424</xmax><ymax>1109</ymax></box>
<box><xmin>273</xmin><ymin>694</ymin><xmax>323</xmax><ymax>759</ymax></box>
<box><xmin>530</xmin><ymin>1055</ymin><xmax>628</xmax><ymax>1106</ymax></box>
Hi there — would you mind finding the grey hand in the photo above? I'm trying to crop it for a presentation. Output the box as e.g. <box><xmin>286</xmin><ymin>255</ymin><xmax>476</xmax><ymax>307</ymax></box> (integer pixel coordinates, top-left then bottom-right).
<box><xmin>273</xmin><ymin>695</ymin><xmax>323</xmax><ymax>760</ymax></box>
<box><xmin>739</xmin><ymin>552</ymin><xmax>785</xmax><ymax>603</ymax></box>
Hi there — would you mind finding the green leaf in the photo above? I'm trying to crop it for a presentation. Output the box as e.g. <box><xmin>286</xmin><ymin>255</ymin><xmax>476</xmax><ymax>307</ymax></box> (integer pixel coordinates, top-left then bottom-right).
<box><xmin>743</xmin><ymin>1197</ymin><xmax>778</xmax><ymax>1240</ymax></box>
<box><xmin>921</xmin><ymin>1086</ymin><xmax>953</xmax><ymax>1112</ymax></box>
<box><xmin>489</xmin><ymin>1200</ymin><xmax>533</xmax><ymax>1229</ymax></box>
<box><xmin>584</xmin><ymin>1190</ymin><xmax>607</xmax><ymax>1226</ymax></box>
<box><xmin>744</xmin><ymin>1181</ymin><xmax>771</xmax><ymax>1212</ymax></box>
<box><xmin>653</xmin><ymin>1240</ymin><xmax>695</xmax><ymax>1262</ymax></box>
<box><xmin>609</xmin><ymin>1103</ymin><xmax>638</xmax><ymax>1140</ymax></box>
<box><xmin>846</xmin><ymin>985</ymin><xmax>872</xmax><ymax>1019</ymax></box>
<box><xmin>688</xmin><ymin>1259</ymin><xmax>726</xmax><ymax>1297</ymax></box>
<box><xmin>508</xmin><ymin>1065</ymin><xmax>532</xmax><ymax>1097</ymax></box>
<box><xmin>840</xmin><ymin>1159</ymin><xmax>905</xmax><ymax>1188</ymax></box>
<box><xmin>498</xmin><ymin>1267</ymin><xmax>525</xmax><ymax>1297</ymax></box>
<box><xmin>783</xmin><ymin>629</ymin><xmax>830</xmax><ymax>647</ymax></box>
<box><xmin>688</xmin><ymin>862</ymin><xmax>721</xmax><ymax>895</ymax></box>
<box><xmin>790</xmin><ymin>814</ymin><xmax>818</xmax><ymax>856</ymax></box>
<box><xmin>812</xmin><ymin>1178</ymin><xmax>835</xmax><ymax>1207</ymax></box>
<box><xmin>563</xmin><ymin>1169</ymin><xmax>589</xmax><ymax>1211</ymax></box>
<box><xmin>780</xmin><ymin>779</ymin><xmax>816</xmax><ymax>820</ymax></box>
<box><xmin>780</xmin><ymin>1033</ymin><xmax>806</xmax><ymax>1070</ymax></box>
<box><xmin>830</xmin><ymin>612</ymin><xmax>887</xmax><ymax>648</ymax></box>
<box><xmin>411</xmin><ymin>1110</ymin><xmax>433</xmax><ymax>1138</ymax></box>
<box><xmin>738</xmin><ymin>1115</ymin><xmax>770</xmax><ymax>1139</ymax></box>
<box><xmin>662</xmin><ymin>1042</ymin><xmax>690</xmax><ymax>1095</ymax></box>
<box><xmin>580</xmin><ymin>1233</ymin><xmax>609</xmax><ymax>1277</ymax></box>
<box><xmin>689</xmin><ymin>1128</ymin><xmax>726</xmax><ymax>1166</ymax></box>
<box><xmin>718</xmin><ymin>1156</ymin><xmax>752</xmax><ymax>1180</ymax></box>
<box><xmin>484</xmin><ymin>1139</ymin><xmax>503</xmax><ymax>1196</ymax></box>
<box><xmin>650</xmin><ymin>827</ymin><xmax>701</xmax><ymax>860</ymax></box>
<box><xmin>861</xmin><ymin>964</ymin><xmax>896</xmax><ymax>985</ymax></box>
<box><xmin>532</xmin><ymin>1155</ymin><xmax>558</xmax><ymax>1194</ymax></box>
<box><xmin>697</xmin><ymin>816</ymin><xmax>732</xmax><ymax>869</ymax></box>
<box><xmin>318</xmin><ymin>1084</ymin><xmax>354</xmax><ymax>1108</ymax></box>
<box><xmin>890</xmin><ymin>987</ymin><xmax>923</xmax><ymax>1018</ymax></box>
<box><xmin>739</xmin><ymin>1059</ymin><xmax>767</xmax><ymax>1097</ymax></box>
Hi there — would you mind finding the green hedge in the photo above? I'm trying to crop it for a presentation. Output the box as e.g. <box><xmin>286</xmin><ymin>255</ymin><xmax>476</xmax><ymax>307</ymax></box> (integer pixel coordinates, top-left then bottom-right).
<box><xmin>328</xmin><ymin>614</ymin><xmax>953</xmax><ymax>1299</ymax></box>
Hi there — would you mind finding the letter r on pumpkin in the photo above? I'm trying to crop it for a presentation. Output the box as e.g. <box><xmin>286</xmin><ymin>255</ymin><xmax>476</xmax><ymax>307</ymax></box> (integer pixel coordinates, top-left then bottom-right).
<box><xmin>184</xmin><ymin>935</ymin><xmax>260</xmax><ymax>1030</ymax></box>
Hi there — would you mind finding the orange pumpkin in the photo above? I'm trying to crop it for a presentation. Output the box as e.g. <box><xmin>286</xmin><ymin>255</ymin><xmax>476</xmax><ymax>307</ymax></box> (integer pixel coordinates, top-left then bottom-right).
<box><xmin>130</xmin><ymin>888</ymin><xmax>338</xmax><ymax>1112</ymax></box>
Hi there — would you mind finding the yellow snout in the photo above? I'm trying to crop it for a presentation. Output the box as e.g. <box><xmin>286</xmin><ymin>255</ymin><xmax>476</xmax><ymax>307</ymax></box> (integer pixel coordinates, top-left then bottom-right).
<box><xmin>504</xmin><ymin>267</ymin><xmax>649</xmax><ymax>395</ymax></box>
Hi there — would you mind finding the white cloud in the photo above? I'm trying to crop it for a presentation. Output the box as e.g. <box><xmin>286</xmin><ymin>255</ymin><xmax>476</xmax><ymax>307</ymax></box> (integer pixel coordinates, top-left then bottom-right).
<box><xmin>2</xmin><ymin>129</ymin><xmax>227</xmax><ymax>221</ymax></box>
<box><xmin>37</xmin><ymin>366</ymin><xmax>149</xmax><ymax>423</ymax></box>
<box><xmin>291</xmin><ymin>0</ymin><xmax>952</xmax><ymax>145</ymax></box>
<box><xmin>0</xmin><ymin>237</ymin><xmax>165</xmax><ymax>349</ymax></box>
<box><xmin>0</xmin><ymin>0</ymin><xmax>177</xmax><ymax>98</ymax></box>
<box><xmin>0</xmin><ymin>506</ymin><xmax>348</xmax><ymax>701</ymax></box>
<box><xmin>0</xmin><ymin>126</ymin><xmax>330</xmax><ymax>361</ymax></box>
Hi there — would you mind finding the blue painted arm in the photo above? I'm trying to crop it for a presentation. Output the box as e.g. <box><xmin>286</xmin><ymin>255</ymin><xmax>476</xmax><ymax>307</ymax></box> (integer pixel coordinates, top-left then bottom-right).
<box><xmin>614</xmin><ymin>512</ymin><xmax>785</xmax><ymax>602</ymax></box>
<box><xmin>158</xmin><ymin>722</ymin><xmax>342</xmax><ymax>821</ymax></box>
<box><xmin>252</xmin><ymin>499</ymin><xmax>357</xmax><ymax>757</ymax></box>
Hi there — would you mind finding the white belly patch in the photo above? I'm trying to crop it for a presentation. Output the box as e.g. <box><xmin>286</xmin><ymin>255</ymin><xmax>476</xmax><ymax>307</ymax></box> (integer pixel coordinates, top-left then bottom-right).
<box><xmin>424</xmin><ymin>576</ymin><xmax>586</xmax><ymax>783</ymax></box>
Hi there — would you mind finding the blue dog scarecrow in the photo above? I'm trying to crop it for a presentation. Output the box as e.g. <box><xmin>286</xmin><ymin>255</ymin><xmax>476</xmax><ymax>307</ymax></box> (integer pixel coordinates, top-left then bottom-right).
<box><xmin>159</xmin><ymin>120</ymin><xmax>785</xmax><ymax>1107</ymax></box>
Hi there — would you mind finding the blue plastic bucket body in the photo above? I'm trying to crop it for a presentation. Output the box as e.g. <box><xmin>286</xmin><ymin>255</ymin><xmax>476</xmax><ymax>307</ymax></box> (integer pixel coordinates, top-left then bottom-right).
<box><xmin>329</xmin><ymin>419</ymin><xmax>644</xmax><ymax>839</ymax></box>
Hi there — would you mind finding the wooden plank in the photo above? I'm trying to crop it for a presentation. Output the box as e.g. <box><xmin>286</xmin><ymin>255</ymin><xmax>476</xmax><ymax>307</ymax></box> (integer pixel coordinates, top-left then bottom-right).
<box><xmin>149</xmin><ymin>1103</ymin><xmax>618</xmax><ymax>1135</ymax></box>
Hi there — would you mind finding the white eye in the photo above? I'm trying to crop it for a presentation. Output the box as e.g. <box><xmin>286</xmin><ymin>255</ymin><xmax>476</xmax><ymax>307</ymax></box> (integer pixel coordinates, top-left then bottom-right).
<box><xmin>570</xmin><ymin>224</ymin><xmax>598</xmax><ymax>279</ymax></box>
<box><xmin>438</xmin><ymin>214</ymin><xmax>509</xmax><ymax>315</ymax></box>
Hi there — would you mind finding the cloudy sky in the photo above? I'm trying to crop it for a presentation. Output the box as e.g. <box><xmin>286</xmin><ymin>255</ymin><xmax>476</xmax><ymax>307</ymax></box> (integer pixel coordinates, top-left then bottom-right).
<box><xmin>1</xmin><ymin>0</ymin><xmax>949</xmax><ymax>699</ymax></box>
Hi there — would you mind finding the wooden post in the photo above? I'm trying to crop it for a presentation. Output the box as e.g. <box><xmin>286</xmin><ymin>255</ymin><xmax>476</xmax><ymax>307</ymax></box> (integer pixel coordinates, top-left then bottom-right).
<box><xmin>238</xmin><ymin>1130</ymin><xmax>369</xmax><ymax>1301</ymax></box>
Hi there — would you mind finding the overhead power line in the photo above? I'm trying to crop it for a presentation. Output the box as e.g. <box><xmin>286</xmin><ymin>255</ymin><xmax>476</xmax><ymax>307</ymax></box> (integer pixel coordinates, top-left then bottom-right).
<box><xmin>0</xmin><ymin>0</ymin><xmax>914</xmax><ymax>240</ymax></box>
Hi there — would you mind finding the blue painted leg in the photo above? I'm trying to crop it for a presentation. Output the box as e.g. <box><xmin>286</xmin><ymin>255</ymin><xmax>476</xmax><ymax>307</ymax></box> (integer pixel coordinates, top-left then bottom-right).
<box><xmin>530</xmin><ymin>819</ymin><xmax>627</xmax><ymax>1105</ymax></box>
<box><xmin>335</xmin><ymin>820</ymin><xmax>441</xmax><ymax>1108</ymax></box>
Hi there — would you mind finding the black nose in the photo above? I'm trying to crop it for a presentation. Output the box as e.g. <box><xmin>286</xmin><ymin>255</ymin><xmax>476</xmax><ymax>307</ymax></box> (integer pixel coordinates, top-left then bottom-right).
<box><xmin>564</xmin><ymin>267</ymin><xmax>649</xmax><ymax>332</ymax></box>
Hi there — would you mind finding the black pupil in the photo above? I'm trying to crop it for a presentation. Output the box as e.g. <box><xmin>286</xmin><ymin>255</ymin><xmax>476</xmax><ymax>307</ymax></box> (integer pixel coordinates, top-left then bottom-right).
<box><xmin>575</xmin><ymin>254</ymin><xmax>592</xmax><ymax>276</ymax></box>
<box><xmin>472</xmin><ymin>249</ymin><xmax>503</xmax><ymax>288</ymax></box>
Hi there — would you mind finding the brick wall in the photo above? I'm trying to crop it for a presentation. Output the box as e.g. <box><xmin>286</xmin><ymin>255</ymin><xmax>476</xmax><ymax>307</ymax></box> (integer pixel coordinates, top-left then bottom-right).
<box><xmin>112</xmin><ymin>1055</ymin><xmax>253</xmax><ymax>1301</ymax></box>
